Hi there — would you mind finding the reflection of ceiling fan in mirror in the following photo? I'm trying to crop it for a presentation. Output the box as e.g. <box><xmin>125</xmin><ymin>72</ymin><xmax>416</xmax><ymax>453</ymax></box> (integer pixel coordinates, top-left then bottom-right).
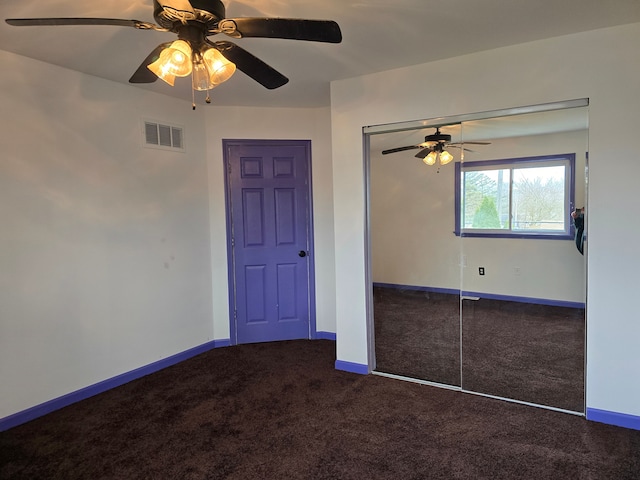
<box><xmin>381</xmin><ymin>127</ymin><xmax>491</xmax><ymax>166</ymax></box>
<box><xmin>4</xmin><ymin>0</ymin><xmax>342</xmax><ymax>108</ymax></box>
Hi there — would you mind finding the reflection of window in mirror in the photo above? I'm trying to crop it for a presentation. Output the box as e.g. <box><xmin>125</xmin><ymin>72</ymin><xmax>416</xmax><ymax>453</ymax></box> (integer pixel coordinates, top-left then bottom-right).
<box><xmin>454</xmin><ymin>154</ymin><xmax>575</xmax><ymax>239</ymax></box>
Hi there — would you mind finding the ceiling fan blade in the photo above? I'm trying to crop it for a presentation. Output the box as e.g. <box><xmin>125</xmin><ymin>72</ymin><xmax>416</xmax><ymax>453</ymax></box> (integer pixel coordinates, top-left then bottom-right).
<box><xmin>5</xmin><ymin>18</ymin><xmax>161</xmax><ymax>29</ymax></box>
<box><xmin>211</xmin><ymin>40</ymin><xmax>288</xmax><ymax>89</ymax></box>
<box><xmin>415</xmin><ymin>148</ymin><xmax>432</xmax><ymax>159</ymax></box>
<box><xmin>218</xmin><ymin>18</ymin><xmax>342</xmax><ymax>43</ymax></box>
<box><xmin>156</xmin><ymin>0</ymin><xmax>195</xmax><ymax>16</ymax></box>
<box><xmin>449</xmin><ymin>141</ymin><xmax>492</xmax><ymax>146</ymax></box>
<box><xmin>129</xmin><ymin>42</ymin><xmax>172</xmax><ymax>83</ymax></box>
<box><xmin>446</xmin><ymin>145</ymin><xmax>477</xmax><ymax>152</ymax></box>
<box><xmin>381</xmin><ymin>145</ymin><xmax>421</xmax><ymax>155</ymax></box>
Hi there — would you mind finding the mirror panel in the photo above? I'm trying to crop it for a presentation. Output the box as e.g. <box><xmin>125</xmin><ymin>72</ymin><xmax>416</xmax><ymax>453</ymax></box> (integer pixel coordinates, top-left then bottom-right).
<box><xmin>370</xmin><ymin>124</ymin><xmax>462</xmax><ymax>386</ymax></box>
<box><xmin>459</xmin><ymin>107</ymin><xmax>587</xmax><ymax>412</ymax></box>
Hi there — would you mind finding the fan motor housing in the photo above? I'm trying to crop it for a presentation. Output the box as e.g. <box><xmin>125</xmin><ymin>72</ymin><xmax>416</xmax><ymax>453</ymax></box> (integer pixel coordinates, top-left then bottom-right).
<box><xmin>425</xmin><ymin>132</ymin><xmax>451</xmax><ymax>143</ymax></box>
<box><xmin>154</xmin><ymin>0</ymin><xmax>226</xmax><ymax>29</ymax></box>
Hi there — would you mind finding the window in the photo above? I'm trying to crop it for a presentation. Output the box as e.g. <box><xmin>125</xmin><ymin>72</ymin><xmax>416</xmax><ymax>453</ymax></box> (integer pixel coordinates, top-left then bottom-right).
<box><xmin>454</xmin><ymin>154</ymin><xmax>575</xmax><ymax>239</ymax></box>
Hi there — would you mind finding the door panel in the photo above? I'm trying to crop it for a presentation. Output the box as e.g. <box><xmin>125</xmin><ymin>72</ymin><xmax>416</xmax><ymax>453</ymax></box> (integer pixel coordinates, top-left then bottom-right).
<box><xmin>225</xmin><ymin>140</ymin><xmax>313</xmax><ymax>345</ymax></box>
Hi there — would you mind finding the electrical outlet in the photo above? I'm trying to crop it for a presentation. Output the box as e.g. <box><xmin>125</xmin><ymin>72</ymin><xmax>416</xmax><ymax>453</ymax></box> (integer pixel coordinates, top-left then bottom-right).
<box><xmin>479</xmin><ymin>267</ymin><xmax>485</xmax><ymax>275</ymax></box>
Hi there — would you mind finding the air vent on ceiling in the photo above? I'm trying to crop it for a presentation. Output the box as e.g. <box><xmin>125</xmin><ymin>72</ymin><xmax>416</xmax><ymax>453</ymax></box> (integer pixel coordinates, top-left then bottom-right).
<box><xmin>143</xmin><ymin>120</ymin><xmax>185</xmax><ymax>152</ymax></box>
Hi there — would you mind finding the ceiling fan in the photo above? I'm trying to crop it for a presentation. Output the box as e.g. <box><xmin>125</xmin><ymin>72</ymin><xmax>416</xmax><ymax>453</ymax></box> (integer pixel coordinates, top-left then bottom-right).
<box><xmin>5</xmin><ymin>0</ymin><xmax>342</xmax><ymax>108</ymax></box>
<box><xmin>381</xmin><ymin>127</ymin><xmax>490</xmax><ymax>166</ymax></box>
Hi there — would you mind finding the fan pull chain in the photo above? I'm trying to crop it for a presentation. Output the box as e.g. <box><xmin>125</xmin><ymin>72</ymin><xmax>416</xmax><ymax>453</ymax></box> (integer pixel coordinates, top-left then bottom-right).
<box><xmin>192</xmin><ymin>87</ymin><xmax>196</xmax><ymax>110</ymax></box>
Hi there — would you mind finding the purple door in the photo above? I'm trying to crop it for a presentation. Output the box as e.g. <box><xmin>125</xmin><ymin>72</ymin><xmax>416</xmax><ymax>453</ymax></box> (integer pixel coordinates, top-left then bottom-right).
<box><xmin>224</xmin><ymin>140</ymin><xmax>314</xmax><ymax>344</ymax></box>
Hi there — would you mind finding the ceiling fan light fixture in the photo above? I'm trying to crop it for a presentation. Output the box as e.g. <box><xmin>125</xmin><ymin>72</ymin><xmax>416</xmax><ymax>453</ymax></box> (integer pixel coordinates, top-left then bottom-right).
<box><xmin>191</xmin><ymin>48</ymin><xmax>236</xmax><ymax>92</ymax></box>
<box><xmin>203</xmin><ymin>48</ymin><xmax>236</xmax><ymax>85</ymax></box>
<box><xmin>165</xmin><ymin>40</ymin><xmax>193</xmax><ymax>77</ymax></box>
<box><xmin>424</xmin><ymin>151</ymin><xmax>438</xmax><ymax>166</ymax></box>
<box><xmin>439</xmin><ymin>150</ymin><xmax>454</xmax><ymax>165</ymax></box>
<box><xmin>147</xmin><ymin>40</ymin><xmax>193</xmax><ymax>84</ymax></box>
<box><xmin>147</xmin><ymin>49</ymin><xmax>176</xmax><ymax>85</ymax></box>
<box><xmin>5</xmin><ymin>4</ymin><xmax>342</xmax><ymax>107</ymax></box>
<box><xmin>191</xmin><ymin>59</ymin><xmax>214</xmax><ymax>91</ymax></box>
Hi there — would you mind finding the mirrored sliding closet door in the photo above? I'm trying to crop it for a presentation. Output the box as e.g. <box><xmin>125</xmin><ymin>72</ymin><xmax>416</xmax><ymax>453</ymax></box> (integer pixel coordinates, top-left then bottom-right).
<box><xmin>368</xmin><ymin>100</ymin><xmax>587</xmax><ymax>413</ymax></box>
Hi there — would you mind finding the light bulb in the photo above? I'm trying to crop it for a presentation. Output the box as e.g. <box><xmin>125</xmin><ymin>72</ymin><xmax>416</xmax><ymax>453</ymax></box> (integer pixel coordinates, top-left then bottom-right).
<box><xmin>439</xmin><ymin>150</ymin><xmax>454</xmax><ymax>165</ymax></box>
<box><xmin>424</xmin><ymin>151</ymin><xmax>437</xmax><ymax>166</ymax></box>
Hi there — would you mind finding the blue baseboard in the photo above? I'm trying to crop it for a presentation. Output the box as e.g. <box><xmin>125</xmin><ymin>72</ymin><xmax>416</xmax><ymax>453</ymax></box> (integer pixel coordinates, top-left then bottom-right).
<box><xmin>316</xmin><ymin>331</ymin><xmax>337</xmax><ymax>341</ymax></box>
<box><xmin>0</xmin><ymin>338</ymin><xmax>231</xmax><ymax>432</ymax></box>
<box><xmin>335</xmin><ymin>360</ymin><xmax>369</xmax><ymax>375</ymax></box>
<box><xmin>373</xmin><ymin>283</ymin><xmax>585</xmax><ymax>309</ymax></box>
<box><xmin>461</xmin><ymin>291</ymin><xmax>585</xmax><ymax>309</ymax></box>
<box><xmin>373</xmin><ymin>283</ymin><xmax>459</xmax><ymax>296</ymax></box>
<box><xmin>586</xmin><ymin>408</ymin><xmax>640</xmax><ymax>431</ymax></box>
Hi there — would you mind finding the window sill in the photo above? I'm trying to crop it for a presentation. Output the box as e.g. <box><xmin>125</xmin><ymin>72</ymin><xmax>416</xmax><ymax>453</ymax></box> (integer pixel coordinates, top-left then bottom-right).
<box><xmin>454</xmin><ymin>231</ymin><xmax>574</xmax><ymax>240</ymax></box>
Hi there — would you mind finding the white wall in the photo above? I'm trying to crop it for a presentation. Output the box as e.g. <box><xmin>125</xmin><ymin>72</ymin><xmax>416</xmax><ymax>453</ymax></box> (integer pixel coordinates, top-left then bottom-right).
<box><xmin>0</xmin><ymin>51</ymin><xmax>214</xmax><ymax>418</ymax></box>
<box><xmin>371</xmin><ymin>130</ymin><xmax>587</xmax><ymax>303</ymax></box>
<box><xmin>331</xmin><ymin>23</ymin><xmax>640</xmax><ymax>417</ymax></box>
<box><xmin>0</xmin><ymin>49</ymin><xmax>336</xmax><ymax>420</ymax></box>
<box><xmin>203</xmin><ymin>106</ymin><xmax>336</xmax><ymax>339</ymax></box>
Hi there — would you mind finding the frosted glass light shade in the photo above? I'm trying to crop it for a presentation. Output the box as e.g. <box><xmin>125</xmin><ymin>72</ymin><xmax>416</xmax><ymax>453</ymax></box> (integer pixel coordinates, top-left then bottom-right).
<box><xmin>192</xmin><ymin>61</ymin><xmax>213</xmax><ymax>91</ymax></box>
<box><xmin>424</xmin><ymin>151</ymin><xmax>438</xmax><ymax>166</ymax></box>
<box><xmin>147</xmin><ymin>40</ymin><xmax>193</xmax><ymax>85</ymax></box>
<box><xmin>439</xmin><ymin>150</ymin><xmax>454</xmax><ymax>165</ymax></box>
<box><xmin>203</xmin><ymin>48</ymin><xmax>236</xmax><ymax>85</ymax></box>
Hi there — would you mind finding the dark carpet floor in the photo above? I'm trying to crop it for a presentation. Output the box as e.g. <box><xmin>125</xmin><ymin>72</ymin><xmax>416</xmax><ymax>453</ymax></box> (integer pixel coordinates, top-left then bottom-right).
<box><xmin>373</xmin><ymin>287</ymin><xmax>584</xmax><ymax>412</ymax></box>
<box><xmin>461</xmin><ymin>297</ymin><xmax>584</xmax><ymax>411</ymax></box>
<box><xmin>2</xmin><ymin>339</ymin><xmax>638</xmax><ymax>480</ymax></box>
<box><xmin>374</xmin><ymin>288</ymin><xmax>460</xmax><ymax>386</ymax></box>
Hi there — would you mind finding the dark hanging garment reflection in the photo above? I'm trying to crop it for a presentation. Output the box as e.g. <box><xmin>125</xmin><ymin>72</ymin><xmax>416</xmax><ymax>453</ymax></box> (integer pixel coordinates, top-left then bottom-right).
<box><xmin>572</xmin><ymin>208</ymin><xmax>585</xmax><ymax>255</ymax></box>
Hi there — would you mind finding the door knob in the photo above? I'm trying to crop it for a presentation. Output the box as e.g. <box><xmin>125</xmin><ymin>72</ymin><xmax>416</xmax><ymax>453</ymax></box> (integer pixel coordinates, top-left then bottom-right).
<box><xmin>298</xmin><ymin>250</ymin><xmax>307</xmax><ymax>258</ymax></box>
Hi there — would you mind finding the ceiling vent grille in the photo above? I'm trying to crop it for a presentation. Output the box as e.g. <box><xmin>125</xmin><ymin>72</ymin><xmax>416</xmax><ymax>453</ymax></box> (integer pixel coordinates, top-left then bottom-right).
<box><xmin>143</xmin><ymin>120</ymin><xmax>185</xmax><ymax>152</ymax></box>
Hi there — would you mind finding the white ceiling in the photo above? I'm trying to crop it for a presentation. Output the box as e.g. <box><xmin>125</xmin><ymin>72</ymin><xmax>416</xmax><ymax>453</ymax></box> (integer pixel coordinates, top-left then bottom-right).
<box><xmin>368</xmin><ymin>106</ymin><xmax>590</xmax><ymax>155</ymax></box>
<box><xmin>2</xmin><ymin>0</ymin><xmax>640</xmax><ymax>108</ymax></box>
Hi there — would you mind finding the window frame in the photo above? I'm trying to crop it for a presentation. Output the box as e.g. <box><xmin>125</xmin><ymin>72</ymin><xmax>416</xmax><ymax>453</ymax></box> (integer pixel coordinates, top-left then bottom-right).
<box><xmin>454</xmin><ymin>153</ymin><xmax>576</xmax><ymax>240</ymax></box>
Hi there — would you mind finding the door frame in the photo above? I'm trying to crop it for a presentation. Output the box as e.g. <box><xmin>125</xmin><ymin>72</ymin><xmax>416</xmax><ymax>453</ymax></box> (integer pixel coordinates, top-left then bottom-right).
<box><xmin>222</xmin><ymin>139</ymin><xmax>317</xmax><ymax>345</ymax></box>
<box><xmin>363</xmin><ymin>98</ymin><xmax>588</xmax><ymax>414</ymax></box>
